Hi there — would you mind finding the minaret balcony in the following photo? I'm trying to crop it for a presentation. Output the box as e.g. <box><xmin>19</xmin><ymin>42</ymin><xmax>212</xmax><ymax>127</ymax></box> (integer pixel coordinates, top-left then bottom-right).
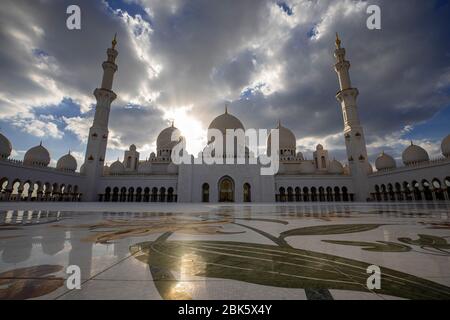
<box><xmin>102</xmin><ymin>61</ymin><xmax>118</xmax><ymax>72</ymax></box>
<box><xmin>336</xmin><ymin>87</ymin><xmax>359</xmax><ymax>102</ymax></box>
<box><xmin>94</xmin><ymin>88</ymin><xmax>117</xmax><ymax>103</ymax></box>
<box><xmin>107</xmin><ymin>48</ymin><xmax>118</xmax><ymax>59</ymax></box>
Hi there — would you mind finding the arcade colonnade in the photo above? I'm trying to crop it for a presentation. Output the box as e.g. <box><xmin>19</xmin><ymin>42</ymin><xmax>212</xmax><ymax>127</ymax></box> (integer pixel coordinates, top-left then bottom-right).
<box><xmin>371</xmin><ymin>177</ymin><xmax>450</xmax><ymax>202</ymax></box>
<box><xmin>276</xmin><ymin>186</ymin><xmax>354</xmax><ymax>203</ymax></box>
<box><xmin>99</xmin><ymin>186</ymin><xmax>177</xmax><ymax>203</ymax></box>
<box><xmin>2</xmin><ymin>176</ymin><xmax>449</xmax><ymax>204</ymax></box>
<box><xmin>0</xmin><ymin>177</ymin><xmax>82</xmax><ymax>202</ymax></box>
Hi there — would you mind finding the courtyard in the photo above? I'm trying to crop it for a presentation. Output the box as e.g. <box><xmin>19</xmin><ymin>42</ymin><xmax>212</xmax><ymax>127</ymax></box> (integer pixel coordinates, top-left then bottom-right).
<box><xmin>0</xmin><ymin>202</ymin><xmax>449</xmax><ymax>300</ymax></box>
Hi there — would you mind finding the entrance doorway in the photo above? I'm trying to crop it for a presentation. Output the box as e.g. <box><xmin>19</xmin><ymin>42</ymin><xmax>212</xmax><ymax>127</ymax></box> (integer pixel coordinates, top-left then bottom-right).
<box><xmin>219</xmin><ymin>176</ymin><xmax>234</xmax><ymax>202</ymax></box>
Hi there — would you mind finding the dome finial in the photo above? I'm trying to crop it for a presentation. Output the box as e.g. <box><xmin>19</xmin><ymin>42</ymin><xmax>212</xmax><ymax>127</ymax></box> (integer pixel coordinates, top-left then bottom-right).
<box><xmin>39</xmin><ymin>140</ymin><xmax>42</xmax><ymax>146</ymax></box>
<box><xmin>335</xmin><ymin>32</ymin><xmax>341</xmax><ymax>49</ymax></box>
<box><xmin>112</xmin><ymin>33</ymin><xmax>117</xmax><ymax>50</ymax></box>
<box><xmin>410</xmin><ymin>140</ymin><xmax>414</xmax><ymax>146</ymax></box>
<box><xmin>277</xmin><ymin>119</ymin><xmax>281</xmax><ymax>128</ymax></box>
<box><xmin>225</xmin><ymin>103</ymin><xmax>228</xmax><ymax>114</ymax></box>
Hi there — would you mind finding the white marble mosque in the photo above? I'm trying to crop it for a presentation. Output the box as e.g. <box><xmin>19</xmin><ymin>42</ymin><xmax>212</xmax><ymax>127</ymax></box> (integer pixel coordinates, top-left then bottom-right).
<box><xmin>1</xmin><ymin>35</ymin><xmax>450</xmax><ymax>301</ymax></box>
<box><xmin>0</xmin><ymin>34</ymin><xmax>449</xmax><ymax>204</ymax></box>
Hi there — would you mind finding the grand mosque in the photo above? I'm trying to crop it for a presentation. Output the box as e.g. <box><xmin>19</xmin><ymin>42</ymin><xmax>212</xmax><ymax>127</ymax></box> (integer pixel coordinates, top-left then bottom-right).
<box><xmin>0</xmin><ymin>35</ymin><xmax>449</xmax><ymax>203</ymax></box>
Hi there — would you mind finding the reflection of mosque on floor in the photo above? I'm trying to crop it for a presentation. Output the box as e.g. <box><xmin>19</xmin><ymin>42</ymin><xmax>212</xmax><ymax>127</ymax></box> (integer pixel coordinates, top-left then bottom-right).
<box><xmin>0</xmin><ymin>210</ymin><xmax>94</xmax><ymax>280</ymax></box>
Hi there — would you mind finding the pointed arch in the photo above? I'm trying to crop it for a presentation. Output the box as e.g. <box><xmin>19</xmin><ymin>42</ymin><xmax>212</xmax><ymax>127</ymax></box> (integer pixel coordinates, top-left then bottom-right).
<box><xmin>218</xmin><ymin>176</ymin><xmax>234</xmax><ymax>203</ymax></box>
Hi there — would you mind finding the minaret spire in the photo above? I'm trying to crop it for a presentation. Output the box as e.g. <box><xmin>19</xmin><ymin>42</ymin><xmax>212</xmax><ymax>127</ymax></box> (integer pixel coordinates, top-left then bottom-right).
<box><xmin>334</xmin><ymin>34</ymin><xmax>369</xmax><ymax>201</ymax></box>
<box><xmin>335</xmin><ymin>32</ymin><xmax>341</xmax><ymax>49</ymax></box>
<box><xmin>83</xmin><ymin>38</ymin><xmax>119</xmax><ymax>201</ymax></box>
<box><xmin>112</xmin><ymin>33</ymin><xmax>117</xmax><ymax>50</ymax></box>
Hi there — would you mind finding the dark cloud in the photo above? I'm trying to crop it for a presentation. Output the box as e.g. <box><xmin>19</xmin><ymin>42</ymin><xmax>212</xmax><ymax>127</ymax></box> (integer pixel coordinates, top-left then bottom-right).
<box><xmin>108</xmin><ymin>105</ymin><xmax>165</xmax><ymax>151</ymax></box>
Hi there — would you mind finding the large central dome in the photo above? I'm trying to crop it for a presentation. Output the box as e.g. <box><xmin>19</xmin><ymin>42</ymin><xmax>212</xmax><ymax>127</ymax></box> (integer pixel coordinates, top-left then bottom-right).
<box><xmin>208</xmin><ymin>108</ymin><xmax>244</xmax><ymax>134</ymax></box>
<box><xmin>206</xmin><ymin>108</ymin><xmax>247</xmax><ymax>158</ymax></box>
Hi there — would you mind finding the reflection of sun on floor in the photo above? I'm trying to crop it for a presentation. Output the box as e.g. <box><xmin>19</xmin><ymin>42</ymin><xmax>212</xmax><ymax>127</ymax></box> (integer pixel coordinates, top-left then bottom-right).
<box><xmin>169</xmin><ymin>253</ymin><xmax>205</xmax><ymax>300</ymax></box>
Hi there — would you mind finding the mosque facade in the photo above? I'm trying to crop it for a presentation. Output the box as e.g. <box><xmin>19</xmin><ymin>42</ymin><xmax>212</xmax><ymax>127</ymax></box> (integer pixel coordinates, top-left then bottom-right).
<box><xmin>1</xmin><ymin>35</ymin><xmax>449</xmax><ymax>203</ymax></box>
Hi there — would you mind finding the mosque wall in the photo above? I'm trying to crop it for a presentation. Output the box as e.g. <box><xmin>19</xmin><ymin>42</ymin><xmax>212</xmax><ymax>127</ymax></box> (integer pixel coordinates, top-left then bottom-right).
<box><xmin>178</xmin><ymin>163</ymin><xmax>275</xmax><ymax>203</ymax></box>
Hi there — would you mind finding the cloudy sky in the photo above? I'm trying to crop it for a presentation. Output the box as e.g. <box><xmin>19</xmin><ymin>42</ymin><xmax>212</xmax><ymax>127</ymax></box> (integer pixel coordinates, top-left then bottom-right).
<box><xmin>0</xmin><ymin>0</ymin><xmax>449</xmax><ymax>168</ymax></box>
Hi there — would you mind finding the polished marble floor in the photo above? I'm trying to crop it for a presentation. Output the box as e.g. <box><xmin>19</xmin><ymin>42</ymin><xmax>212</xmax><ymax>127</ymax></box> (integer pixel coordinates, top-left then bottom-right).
<box><xmin>0</xmin><ymin>202</ymin><xmax>450</xmax><ymax>300</ymax></box>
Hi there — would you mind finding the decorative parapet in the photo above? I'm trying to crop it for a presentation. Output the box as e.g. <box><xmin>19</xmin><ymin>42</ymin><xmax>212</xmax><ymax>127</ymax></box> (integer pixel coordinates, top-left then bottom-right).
<box><xmin>276</xmin><ymin>171</ymin><xmax>350</xmax><ymax>177</ymax></box>
<box><xmin>370</xmin><ymin>156</ymin><xmax>450</xmax><ymax>176</ymax></box>
<box><xmin>106</xmin><ymin>172</ymin><xmax>178</xmax><ymax>177</ymax></box>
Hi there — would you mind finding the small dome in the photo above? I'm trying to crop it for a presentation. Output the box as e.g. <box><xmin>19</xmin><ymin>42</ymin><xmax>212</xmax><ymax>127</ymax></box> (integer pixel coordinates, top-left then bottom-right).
<box><xmin>56</xmin><ymin>152</ymin><xmax>77</xmax><ymax>172</ymax></box>
<box><xmin>0</xmin><ymin>132</ymin><xmax>12</xmax><ymax>159</ymax></box>
<box><xmin>129</xmin><ymin>144</ymin><xmax>137</xmax><ymax>152</ymax></box>
<box><xmin>267</xmin><ymin>122</ymin><xmax>296</xmax><ymax>154</ymax></box>
<box><xmin>441</xmin><ymin>134</ymin><xmax>450</xmax><ymax>157</ymax></box>
<box><xmin>24</xmin><ymin>142</ymin><xmax>50</xmax><ymax>167</ymax></box>
<box><xmin>150</xmin><ymin>152</ymin><xmax>156</xmax><ymax>158</ymax></box>
<box><xmin>109</xmin><ymin>159</ymin><xmax>125</xmax><ymax>175</ymax></box>
<box><xmin>103</xmin><ymin>165</ymin><xmax>110</xmax><ymax>175</ymax></box>
<box><xmin>208</xmin><ymin>109</ymin><xmax>245</xmax><ymax>135</ymax></box>
<box><xmin>138</xmin><ymin>161</ymin><xmax>152</xmax><ymax>174</ymax></box>
<box><xmin>375</xmin><ymin>152</ymin><xmax>396</xmax><ymax>171</ymax></box>
<box><xmin>301</xmin><ymin>161</ymin><xmax>316</xmax><ymax>174</ymax></box>
<box><xmin>157</xmin><ymin>124</ymin><xmax>182</xmax><ymax>151</ymax></box>
<box><xmin>328</xmin><ymin>159</ymin><xmax>344</xmax><ymax>174</ymax></box>
<box><xmin>296</xmin><ymin>152</ymin><xmax>304</xmax><ymax>160</ymax></box>
<box><xmin>316</xmin><ymin>144</ymin><xmax>324</xmax><ymax>151</ymax></box>
<box><xmin>402</xmin><ymin>142</ymin><xmax>429</xmax><ymax>165</ymax></box>
<box><xmin>80</xmin><ymin>163</ymin><xmax>86</xmax><ymax>174</ymax></box>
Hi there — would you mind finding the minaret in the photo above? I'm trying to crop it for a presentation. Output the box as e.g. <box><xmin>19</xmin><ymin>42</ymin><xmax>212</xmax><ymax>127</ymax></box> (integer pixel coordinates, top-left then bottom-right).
<box><xmin>83</xmin><ymin>34</ymin><xmax>118</xmax><ymax>201</ymax></box>
<box><xmin>334</xmin><ymin>34</ymin><xmax>370</xmax><ymax>201</ymax></box>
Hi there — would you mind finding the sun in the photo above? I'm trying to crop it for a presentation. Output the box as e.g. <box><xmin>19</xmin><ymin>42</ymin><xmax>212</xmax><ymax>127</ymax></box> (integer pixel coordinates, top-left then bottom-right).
<box><xmin>163</xmin><ymin>106</ymin><xmax>207</xmax><ymax>157</ymax></box>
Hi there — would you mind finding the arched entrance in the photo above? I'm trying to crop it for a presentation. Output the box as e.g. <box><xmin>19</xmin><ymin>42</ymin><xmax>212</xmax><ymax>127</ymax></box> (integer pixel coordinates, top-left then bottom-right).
<box><xmin>218</xmin><ymin>176</ymin><xmax>234</xmax><ymax>202</ymax></box>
